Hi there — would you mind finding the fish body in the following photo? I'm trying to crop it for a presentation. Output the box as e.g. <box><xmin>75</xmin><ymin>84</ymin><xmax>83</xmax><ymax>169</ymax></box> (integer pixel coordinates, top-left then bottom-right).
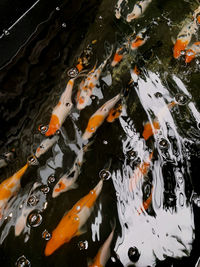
<box><xmin>89</xmin><ymin>227</ymin><xmax>115</xmax><ymax>267</ymax></box>
<box><xmin>185</xmin><ymin>41</ymin><xmax>200</xmax><ymax>63</ymax></box>
<box><xmin>126</xmin><ymin>0</ymin><xmax>152</xmax><ymax>22</ymax></box>
<box><xmin>45</xmin><ymin>180</ymin><xmax>103</xmax><ymax>256</ymax></box>
<box><xmin>76</xmin><ymin>59</ymin><xmax>108</xmax><ymax>110</ymax></box>
<box><xmin>82</xmin><ymin>94</ymin><xmax>121</xmax><ymax>140</ymax></box>
<box><xmin>173</xmin><ymin>6</ymin><xmax>200</xmax><ymax>59</ymax></box>
<box><xmin>106</xmin><ymin>103</ymin><xmax>122</xmax><ymax>123</ymax></box>
<box><xmin>44</xmin><ymin>79</ymin><xmax>74</xmax><ymax>136</ymax></box>
<box><xmin>0</xmin><ymin>164</ymin><xmax>28</xmax><ymax>218</ymax></box>
<box><xmin>130</xmin><ymin>28</ymin><xmax>149</xmax><ymax>50</ymax></box>
<box><xmin>52</xmin><ymin>148</ymin><xmax>85</xmax><ymax>198</ymax></box>
<box><xmin>111</xmin><ymin>47</ymin><xmax>125</xmax><ymax>67</ymax></box>
<box><xmin>35</xmin><ymin>135</ymin><xmax>59</xmax><ymax>158</ymax></box>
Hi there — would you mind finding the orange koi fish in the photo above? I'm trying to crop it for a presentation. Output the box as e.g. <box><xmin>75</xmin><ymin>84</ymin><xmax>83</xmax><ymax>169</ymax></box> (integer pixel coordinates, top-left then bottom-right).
<box><xmin>45</xmin><ymin>179</ymin><xmax>103</xmax><ymax>256</ymax></box>
<box><xmin>35</xmin><ymin>135</ymin><xmax>59</xmax><ymax>158</ymax></box>
<box><xmin>173</xmin><ymin>6</ymin><xmax>200</xmax><ymax>59</ymax></box>
<box><xmin>111</xmin><ymin>47</ymin><xmax>124</xmax><ymax>67</ymax></box>
<box><xmin>185</xmin><ymin>41</ymin><xmax>200</xmax><ymax>63</ymax></box>
<box><xmin>106</xmin><ymin>103</ymin><xmax>122</xmax><ymax>123</ymax></box>
<box><xmin>130</xmin><ymin>28</ymin><xmax>149</xmax><ymax>50</ymax></box>
<box><xmin>39</xmin><ymin>79</ymin><xmax>74</xmax><ymax>137</ymax></box>
<box><xmin>82</xmin><ymin>94</ymin><xmax>121</xmax><ymax>140</ymax></box>
<box><xmin>129</xmin><ymin>152</ymin><xmax>153</xmax><ymax>192</ymax></box>
<box><xmin>142</xmin><ymin>101</ymin><xmax>176</xmax><ymax>140</ymax></box>
<box><xmin>89</xmin><ymin>226</ymin><xmax>115</xmax><ymax>267</ymax></box>
<box><xmin>52</xmin><ymin>142</ymin><xmax>92</xmax><ymax>198</ymax></box>
<box><xmin>76</xmin><ymin>56</ymin><xmax>110</xmax><ymax>110</ymax></box>
<box><xmin>137</xmin><ymin>187</ymin><xmax>153</xmax><ymax>215</ymax></box>
<box><xmin>0</xmin><ymin>164</ymin><xmax>28</xmax><ymax>218</ymax></box>
<box><xmin>126</xmin><ymin>0</ymin><xmax>152</xmax><ymax>22</ymax></box>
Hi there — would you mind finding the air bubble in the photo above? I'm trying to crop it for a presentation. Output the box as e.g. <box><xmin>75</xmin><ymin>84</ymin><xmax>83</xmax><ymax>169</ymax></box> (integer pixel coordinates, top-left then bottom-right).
<box><xmin>42</xmin><ymin>229</ymin><xmax>51</xmax><ymax>241</ymax></box>
<box><xmin>62</xmin><ymin>23</ymin><xmax>66</xmax><ymax>28</ymax></box>
<box><xmin>175</xmin><ymin>93</ymin><xmax>189</xmax><ymax>105</ymax></box>
<box><xmin>3</xmin><ymin>29</ymin><xmax>10</xmax><ymax>36</ymax></box>
<box><xmin>67</xmin><ymin>67</ymin><xmax>79</xmax><ymax>78</ymax></box>
<box><xmin>40</xmin><ymin>185</ymin><xmax>50</xmax><ymax>194</ymax></box>
<box><xmin>27</xmin><ymin>195</ymin><xmax>39</xmax><ymax>206</ymax></box>
<box><xmin>99</xmin><ymin>169</ymin><xmax>111</xmax><ymax>180</ymax></box>
<box><xmin>38</xmin><ymin>124</ymin><xmax>48</xmax><ymax>134</ymax></box>
<box><xmin>56</xmin><ymin>6</ymin><xmax>60</xmax><ymax>11</ymax></box>
<box><xmin>27</xmin><ymin>210</ymin><xmax>42</xmax><ymax>228</ymax></box>
<box><xmin>159</xmin><ymin>138</ymin><xmax>169</xmax><ymax>150</ymax></box>
<box><xmin>78</xmin><ymin>240</ymin><xmax>88</xmax><ymax>250</ymax></box>
<box><xmin>128</xmin><ymin>247</ymin><xmax>140</xmax><ymax>262</ymax></box>
<box><xmin>127</xmin><ymin>150</ymin><xmax>138</xmax><ymax>160</ymax></box>
<box><xmin>27</xmin><ymin>155</ymin><xmax>38</xmax><ymax>166</ymax></box>
<box><xmin>103</xmin><ymin>140</ymin><xmax>108</xmax><ymax>145</ymax></box>
<box><xmin>154</xmin><ymin>92</ymin><xmax>162</xmax><ymax>98</ymax></box>
<box><xmin>15</xmin><ymin>255</ymin><xmax>31</xmax><ymax>267</ymax></box>
<box><xmin>48</xmin><ymin>174</ymin><xmax>56</xmax><ymax>184</ymax></box>
<box><xmin>179</xmin><ymin>192</ymin><xmax>184</xmax><ymax>206</ymax></box>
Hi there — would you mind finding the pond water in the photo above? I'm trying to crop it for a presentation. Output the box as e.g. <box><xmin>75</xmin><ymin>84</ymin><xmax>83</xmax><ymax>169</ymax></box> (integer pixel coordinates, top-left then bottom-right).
<box><xmin>0</xmin><ymin>0</ymin><xmax>200</xmax><ymax>266</ymax></box>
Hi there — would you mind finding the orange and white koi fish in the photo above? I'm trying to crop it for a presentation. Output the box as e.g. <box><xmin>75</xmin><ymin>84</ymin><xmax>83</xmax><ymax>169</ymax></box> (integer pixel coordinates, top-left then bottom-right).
<box><xmin>142</xmin><ymin>101</ymin><xmax>176</xmax><ymax>140</ymax></box>
<box><xmin>173</xmin><ymin>6</ymin><xmax>200</xmax><ymax>59</ymax></box>
<box><xmin>0</xmin><ymin>164</ymin><xmax>28</xmax><ymax>218</ymax></box>
<box><xmin>52</xmin><ymin>142</ymin><xmax>92</xmax><ymax>198</ymax></box>
<box><xmin>111</xmin><ymin>47</ymin><xmax>125</xmax><ymax>67</ymax></box>
<box><xmin>39</xmin><ymin>79</ymin><xmax>74</xmax><ymax>137</ymax></box>
<box><xmin>126</xmin><ymin>0</ymin><xmax>152</xmax><ymax>22</ymax></box>
<box><xmin>130</xmin><ymin>66</ymin><xmax>140</xmax><ymax>84</ymax></box>
<box><xmin>82</xmin><ymin>94</ymin><xmax>121</xmax><ymax>140</ymax></box>
<box><xmin>89</xmin><ymin>227</ymin><xmax>115</xmax><ymax>267</ymax></box>
<box><xmin>129</xmin><ymin>152</ymin><xmax>153</xmax><ymax>192</ymax></box>
<box><xmin>185</xmin><ymin>41</ymin><xmax>200</xmax><ymax>63</ymax></box>
<box><xmin>35</xmin><ymin>135</ymin><xmax>59</xmax><ymax>158</ymax></box>
<box><xmin>76</xmin><ymin>57</ymin><xmax>110</xmax><ymax>110</ymax></box>
<box><xmin>106</xmin><ymin>103</ymin><xmax>122</xmax><ymax>123</ymax></box>
<box><xmin>130</xmin><ymin>28</ymin><xmax>149</xmax><ymax>50</ymax></box>
<box><xmin>44</xmin><ymin>179</ymin><xmax>103</xmax><ymax>256</ymax></box>
<box><xmin>137</xmin><ymin>187</ymin><xmax>153</xmax><ymax>215</ymax></box>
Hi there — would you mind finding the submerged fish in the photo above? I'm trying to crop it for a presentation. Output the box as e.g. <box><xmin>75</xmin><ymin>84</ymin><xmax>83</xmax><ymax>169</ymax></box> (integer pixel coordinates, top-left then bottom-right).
<box><xmin>126</xmin><ymin>0</ymin><xmax>152</xmax><ymax>22</ymax></box>
<box><xmin>39</xmin><ymin>79</ymin><xmax>74</xmax><ymax>137</ymax></box>
<box><xmin>52</xmin><ymin>142</ymin><xmax>92</xmax><ymax>198</ymax></box>
<box><xmin>44</xmin><ymin>179</ymin><xmax>103</xmax><ymax>256</ymax></box>
<box><xmin>82</xmin><ymin>94</ymin><xmax>121</xmax><ymax>140</ymax></box>
<box><xmin>89</xmin><ymin>226</ymin><xmax>115</xmax><ymax>267</ymax></box>
<box><xmin>0</xmin><ymin>164</ymin><xmax>28</xmax><ymax>218</ymax></box>
<box><xmin>35</xmin><ymin>135</ymin><xmax>59</xmax><ymax>158</ymax></box>
<box><xmin>130</xmin><ymin>28</ymin><xmax>149</xmax><ymax>50</ymax></box>
<box><xmin>111</xmin><ymin>47</ymin><xmax>125</xmax><ymax>67</ymax></box>
<box><xmin>76</xmin><ymin>55</ymin><xmax>110</xmax><ymax>110</ymax></box>
<box><xmin>173</xmin><ymin>6</ymin><xmax>200</xmax><ymax>59</ymax></box>
<box><xmin>185</xmin><ymin>41</ymin><xmax>200</xmax><ymax>63</ymax></box>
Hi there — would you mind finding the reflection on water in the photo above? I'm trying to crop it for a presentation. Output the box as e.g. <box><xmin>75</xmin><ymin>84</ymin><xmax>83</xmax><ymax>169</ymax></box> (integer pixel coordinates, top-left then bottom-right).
<box><xmin>0</xmin><ymin>0</ymin><xmax>200</xmax><ymax>266</ymax></box>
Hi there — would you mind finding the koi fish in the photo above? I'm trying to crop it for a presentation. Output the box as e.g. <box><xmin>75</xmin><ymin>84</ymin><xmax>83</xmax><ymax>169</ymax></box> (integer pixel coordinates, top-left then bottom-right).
<box><xmin>15</xmin><ymin>205</ymin><xmax>34</xmax><ymax>236</ymax></box>
<box><xmin>173</xmin><ymin>6</ymin><xmax>200</xmax><ymax>59</ymax></box>
<box><xmin>82</xmin><ymin>94</ymin><xmax>121</xmax><ymax>140</ymax></box>
<box><xmin>129</xmin><ymin>152</ymin><xmax>153</xmax><ymax>192</ymax></box>
<box><xmin>126</xmin><ymin>0</ymin><xmax>152</xmax><ymax>22</ymax></box>
<box><xmin>111</xmin><ymin>47</ymin><xmax>124</xmax><ymax>67</ymax></box>
<box><xmin>137</xmin><ymin>187</ymin><xmax>153</xmax><ymax>215</ymax></box>
<box><xmin>39</xmin><ymin>79</ymin><xmax>74</xmax><ymax>137</ymax></box>
<box><xmin>76</xmin><ymin>56</ymin><xmax>109</xmax><ymax>110</ymax></box>
<box><xmin>35</xmin><ymin>135</ymin><xmax>59</xmax><ymax>158</ymax></box>
<box><xmin>142</xmin><ymin>101</ymin><xmax>176</xmax><ymax>140</ymax></box>
<box><xmin>130</xmin><ymin>28</ymin><xmax>149</xmax><ymax>50</ymax></box>
<box><xmin>106</xmin><ymin>103</ymin><xmax>122</xmax><ymax>123</ymax></box>
<box><xmin>0</xmin><ymin>149</ymin><xmax>16</xmax><ymax>169</ymax></box>
<box><xmin>52</xmin><ymin>142</ymin><xmax>92</xmax><ymax>198</ymax></box>
<box><xmin>89</xmin><ymin>226</ymin><xmax>115</xmax><ymax>267</ymax></box>
<box><xmin>44</xmin><ymin>179</ymin><xmax>103</xmax><ymax>256</ymax></box>
<box><xmin>130</xmin><ymin>66</ymin><xmax>140</xmax><ymax>84</ymax></box>
<box><xmin>0</xmin><ymin>164</ymin><xmax>28</xmax><ymax>218</ymax></box>
<box><xmin>185</xmin><ymin>41</ymin><xmax>200</xmax><ymax>63</ymax></box>
<box><xmin>115</xmin><ymin>0</ymin><xmax>124</xmax><ymax>19</ymax></box>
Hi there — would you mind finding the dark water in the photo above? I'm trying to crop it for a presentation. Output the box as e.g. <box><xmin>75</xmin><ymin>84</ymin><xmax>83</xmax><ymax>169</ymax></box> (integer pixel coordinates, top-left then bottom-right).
<box><xmin>0</xmin><ymin>0</ymin><xmax>200</xmax><ymax>266</ymax></box>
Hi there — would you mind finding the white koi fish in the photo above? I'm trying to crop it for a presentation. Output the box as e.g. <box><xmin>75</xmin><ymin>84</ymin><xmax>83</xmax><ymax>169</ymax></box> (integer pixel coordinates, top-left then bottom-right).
<box><xmin>126</xmin><ymin>0</ymin><xmax>152</xmax><ymax>22</ymax></box>
<box><xmin>35</xmin><ymin>135</ymin><xmax>59</xmax><ymax>158</ymax></box>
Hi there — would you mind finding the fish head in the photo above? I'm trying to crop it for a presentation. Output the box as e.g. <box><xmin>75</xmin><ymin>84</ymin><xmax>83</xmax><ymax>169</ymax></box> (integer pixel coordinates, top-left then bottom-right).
<box><xmin>185</xmin><ymin>49</ymin><xmax>195</xmax><ymax>63</ymax></box>
<box><xmin>52</xmin><ymin>178</ymin><xmax>68</xmax><ymax>198</ymax></box>
<box><xmin>45</xmin><ymin>115</ymin><xmax>60</xmax><ymax>136</ymax></box>
<box><xmin>82</xmin><ymin>114</ymin><xmax>104</xmax><ymax>140</ymax></box>
<box><xmin>173</xmin><ymin>39</ymin><xmax>188</xmax><ymax>59</ymax></box>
